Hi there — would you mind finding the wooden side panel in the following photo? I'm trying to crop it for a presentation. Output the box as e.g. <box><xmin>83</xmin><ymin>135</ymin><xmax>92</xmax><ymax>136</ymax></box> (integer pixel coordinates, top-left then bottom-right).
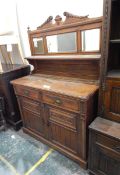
<box><xmin>29</xmin><ymin>59</ymin><xmax>100</xmax><ymax>81</ymax></box>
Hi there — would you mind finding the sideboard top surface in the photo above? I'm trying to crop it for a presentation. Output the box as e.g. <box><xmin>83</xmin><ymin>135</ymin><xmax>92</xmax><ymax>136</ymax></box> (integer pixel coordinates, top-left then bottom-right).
<box><xmin>11</xmin><ymin>74</ymin><xmax>98</xmax><ymax>99</ymax></box>
<box><xmin>89</xmin><ymin>117</ymin><xmax>120</xmax><ymax>140</ymax></box>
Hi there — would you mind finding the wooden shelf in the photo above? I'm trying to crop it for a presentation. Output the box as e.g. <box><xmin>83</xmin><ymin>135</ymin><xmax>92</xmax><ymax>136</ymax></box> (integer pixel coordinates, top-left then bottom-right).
<box><xmin>110</xmin><ymin>39</ymin><xmax>120</xmax><ymax>43</ymax></box>
<box><xmin>25</xmin><ymin>55</ymin><xmax>101</xmax><ymax>61</ymax></box>
<box><xmin>107</xmin><ymin>70</ymin><xmax>120</xmax><ymax>80</ymax></box>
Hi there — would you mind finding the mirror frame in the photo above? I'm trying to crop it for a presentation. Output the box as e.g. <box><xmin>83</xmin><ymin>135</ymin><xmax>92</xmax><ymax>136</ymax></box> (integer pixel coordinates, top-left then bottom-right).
<box><xmin>28</xmin><ymin>12</ymin><xmax>102</xmax><ymax>55</ymax></box>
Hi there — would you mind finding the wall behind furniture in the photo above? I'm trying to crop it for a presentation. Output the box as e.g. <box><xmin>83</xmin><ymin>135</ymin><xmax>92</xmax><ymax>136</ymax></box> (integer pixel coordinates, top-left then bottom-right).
<box><xmin>16</xmin><ymin>0</ymin><xmax>103</xmax><ymax>57</ymax></box>
<box><xmin>0</xmin><ymin>0</ymin><xmax>25</xmax><ymax>64</ymax></box>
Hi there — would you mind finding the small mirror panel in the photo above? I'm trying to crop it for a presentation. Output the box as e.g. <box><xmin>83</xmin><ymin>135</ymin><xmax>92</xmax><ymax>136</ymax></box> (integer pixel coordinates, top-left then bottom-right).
<box><xmin>82</xmin><ymin>29</ymin><xmax>100</xmax><ymax>52</ymax></box>
<box><xmin>46</xmin><ymin>32</ymin><xmax>77</xmax><ymax>53</ymax></box>
<box><xmin>33</xmin><ymin>37</ymin><xmax>44</xmax><ymax>54</ymax></box>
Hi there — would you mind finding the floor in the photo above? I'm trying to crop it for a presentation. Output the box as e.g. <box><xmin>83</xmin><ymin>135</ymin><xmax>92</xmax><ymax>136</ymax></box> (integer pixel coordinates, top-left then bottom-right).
<box><xmin>0</xmin><ymin>129</ymin><xmax>89</xmax><ymax>175</ymax></box>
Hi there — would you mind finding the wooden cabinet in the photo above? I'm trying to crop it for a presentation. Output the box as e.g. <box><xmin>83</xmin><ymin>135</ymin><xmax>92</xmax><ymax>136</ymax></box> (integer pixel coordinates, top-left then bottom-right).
<box><xmin>0</xmin><ymin>64</ymin><xmax>30</xmax><ymax>130</ymax></box>
<box><xmin>11</xmin><ymin>12</ymin><xmax>102</xmax><ymax>169</ymax></box>
<box><xmin>99</xmin><ymin>0</ymin><xmax>120</xmax><ymax>121</ymax></box>
<box><xmin>88</xmin><ymin>0</ymin><xmax>120</xmax><ymax>174</ymax></box>
<box><xmin>88</xmin><ymin>117</ymin><xmax>120</xmax><ymax>175</ymax></box>
<box><xmin>11</xmin><ymin>76</ymin><xmax>98</xmax><ymax>169</ymax></box>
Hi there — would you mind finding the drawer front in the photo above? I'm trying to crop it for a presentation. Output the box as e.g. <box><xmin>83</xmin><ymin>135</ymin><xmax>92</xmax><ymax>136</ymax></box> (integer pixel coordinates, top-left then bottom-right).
<box><xmin>15</xmin><ymin>86</ymin><xmax>39</xmax><ymax>101</ymax></box>
<box><xmin>49</xmin><ymin>108</ymin><xmax>77</xmax><ymax>131</ymax></box>
<box><xmin>96</xmin><ymin>134</ymin><xmax>120</xmax><ymax>156</ymax></box>
<box><xmin>21</xmin><ymin>98</ymin><xmax>40</xmax><ymax>115</ymax></box>
<box><xmin>43</xmin><ymin>93</ymin><xmax>80</xmax><ymax>112</ymax></box>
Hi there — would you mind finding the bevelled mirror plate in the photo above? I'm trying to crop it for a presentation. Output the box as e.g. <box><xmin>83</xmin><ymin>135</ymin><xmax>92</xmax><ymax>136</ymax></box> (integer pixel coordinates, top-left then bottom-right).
<box><xmin>82</xmin><ymin>29</ymin><xmax>100</xmax><ymax>52</ymax></box>
<box><xmin>33</xmin><ymin>37</ymin><xmax>44</xmax><ymax>54</ymax></box>
<box><xmin>46</xmin><ymin>32</ymin><xmax>77</xmax><ymax>53</ymax></box>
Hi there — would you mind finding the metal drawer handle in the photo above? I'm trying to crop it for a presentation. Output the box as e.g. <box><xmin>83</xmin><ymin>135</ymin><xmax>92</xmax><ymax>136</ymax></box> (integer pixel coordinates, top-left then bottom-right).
<box><xmin>55</xmin><ymin>98</ymin><xmax>62</xmax><ymax>105</ymax></box>
<box><xmin>24</xmin><ymin>90</ymin><xmax>29</xmax><ymax>96</ymax></box>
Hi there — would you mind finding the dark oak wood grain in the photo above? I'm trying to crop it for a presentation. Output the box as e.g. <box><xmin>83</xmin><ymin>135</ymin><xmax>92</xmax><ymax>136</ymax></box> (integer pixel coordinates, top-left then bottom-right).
<box><xmin>28</xmin><ymin>12</ymin><xmax>102</xmax><ymax>56</ymax></box>
<box><xmin>27</xmin><ymin>58</ymin><xmax>100</xmax><ymax>82</ymax></box>
<box><xmin>11</xmin><ymin>13</ymin><xmax>102</xmax><ymax>169</ymax></box>
<box><xmin>0</xmin><ymin>64</ymin><xmax>30</xmax><ymax>130</ymax></box>
<box><xmin>88</xmin><ymin>117</ymin><xmax>120</xmax><ymax>175</ymax></box>
<box><xmin>11</xmin><ymin>76</ymin><xmax>98</xmax><ymax>169</ymax></box>
<box><xmin>99</xmin><ymin>0</ymin><xmax>120</xmax><ymax>120</ymax></box>
<box><xmin>89</xmin><ymin>1</ymin><xmax>120</xmax><ymax>174</ymax></box>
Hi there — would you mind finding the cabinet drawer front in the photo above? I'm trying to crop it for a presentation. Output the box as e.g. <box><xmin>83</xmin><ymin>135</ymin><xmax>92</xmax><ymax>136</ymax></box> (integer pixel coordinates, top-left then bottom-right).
<box><xmin>49</xmin><ymin>108</ymin><xmax>77</xmax><ymax>131</ymax></box>
<box><xmin>15</xmin><ymin>86</ymin><xmax>39</xmax><ymax>101</ymax></box>
<box><xmin>96</xmin><ymin>134</ymin><xmax>120</xmax><ymax>156</ymax></box>
<box><xmin>43</xmin><ymin>93</ymin><xmax>80</xmax><ymax>112</ymax></box>
<box><xmin>21</xmin><ymin>98</ymin><xmax>40</xmax><ymax>114</ymax></box>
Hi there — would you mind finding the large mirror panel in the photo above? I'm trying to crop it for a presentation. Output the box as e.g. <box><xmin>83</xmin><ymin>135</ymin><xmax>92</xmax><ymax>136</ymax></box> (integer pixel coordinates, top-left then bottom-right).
<box><xmin>33</xmin><ymin>37</ymin><xmax>44</xmax><ymax>54</ymax></box>
<box><xmin>82</xmin><ymin>29</ymin><xmax>100</xmax><ymax>52</ymax></box>
<box><xmin>46</xmin><ymin>32</ymin><xmax>77</xmax><ymax>53</ymax></box>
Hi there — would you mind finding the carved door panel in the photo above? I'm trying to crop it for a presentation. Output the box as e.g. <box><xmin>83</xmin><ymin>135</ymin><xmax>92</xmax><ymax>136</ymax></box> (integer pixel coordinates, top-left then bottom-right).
<box><xmin>91</xmin><ymin>134</ymin><xmax>120</xmax><ymax>175</ymax></box>
<box><xmin>104</xmin><ymin>80</ymin><xmax>120</xmax><ymax>123</ymax></box>
<box><xmin>46</xmin><ymin>105</ymin><xmax>83</xmax><ymax>156</ymax></box>
<box><xmin>19</xmin><ymin>97</ymin><xmax>45</xmax><ymax>136</ymax></box>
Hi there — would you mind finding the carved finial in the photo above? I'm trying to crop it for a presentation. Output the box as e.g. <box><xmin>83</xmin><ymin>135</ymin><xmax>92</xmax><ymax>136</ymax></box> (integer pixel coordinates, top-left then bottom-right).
<box><xmin>63</xmin><ymin>11</ymin><xmax>89</xmax><ymax>19</ymax></box>
<box><xmin>55</xmin><ymin>15</ymin><xmax>62</xmax><ymax>25</ymax></box>
<box><xmin>27</xmin><ymin>26</ymin><xmax>30</xmax><ymax>32</ymax></box>
<box><xmin>37</xmin><ymin>16</ymin><xmax>53</xmax><ymax>29</ymax></box>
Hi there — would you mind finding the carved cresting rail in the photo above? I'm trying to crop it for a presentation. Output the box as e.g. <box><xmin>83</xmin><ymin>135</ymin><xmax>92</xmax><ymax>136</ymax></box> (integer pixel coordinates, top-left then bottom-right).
<box><xmin>36</xmin><ymin>12</ymin><xmax>89</xmax><ymax>29</ymax></box>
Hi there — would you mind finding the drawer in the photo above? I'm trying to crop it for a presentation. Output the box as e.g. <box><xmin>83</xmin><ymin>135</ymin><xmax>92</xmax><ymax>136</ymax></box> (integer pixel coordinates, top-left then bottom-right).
<box><xmin>96</xmin><ymin>134</ymin><xmax>120</xmax><ymax>156</ymax></box>
<box><xmin>21</xmin><ymin>98</ymin><xmax>40</xmax><ymax>115</ymax></box>
<box><xmin>43</xmin><ymin>93</ymin><xmax>80</xmax><ymax>112</ymax></box>
<box><xmin>49</xmin><ymin>108</ymin><xmax>77</xmax><ymax>131</ymax></box>
<box><xmin>15</xmin><ymin>86</ymin><xmax>40</xmax><ymax>101</ymax></box>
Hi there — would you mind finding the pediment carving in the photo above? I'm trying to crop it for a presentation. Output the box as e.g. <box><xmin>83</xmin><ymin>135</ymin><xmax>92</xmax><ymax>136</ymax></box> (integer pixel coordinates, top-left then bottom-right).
<box><xmin>36</xmin><ymin>12</ymin><xmax>90</xmax><ymax>30</ymax></box>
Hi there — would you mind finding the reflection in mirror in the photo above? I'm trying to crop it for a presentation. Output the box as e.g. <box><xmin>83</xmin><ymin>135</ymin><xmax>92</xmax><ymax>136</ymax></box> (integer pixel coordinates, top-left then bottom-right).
<box><xmin>82</xmin><ymin>29</ymin><xmax>100</xmax><ymax>52</ymax></box>
<box><xmin>46</xmin><ymin>32</ymin><xmax>77</xmax><ymax>53</ymax></box>
<box><xmin>33</xmin><ymin>37</ymin><xmax>44</xmax><ymax>54</ymax></box>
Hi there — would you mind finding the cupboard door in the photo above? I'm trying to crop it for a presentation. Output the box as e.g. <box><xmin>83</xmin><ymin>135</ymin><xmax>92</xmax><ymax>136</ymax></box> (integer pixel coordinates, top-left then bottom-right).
<box><xmin>46</xmin><ymin>106</ymin><xmax>83</xmax><ymax>156</ymax></box>
<box><xmin>20</xmin><ymin>98</ymin><xmax>45</xmax><ymax>136</ymax></box>
<box><xmin>90</xmin><ymin>133</ymin><xmax>120</xmax><ymax>175</ymax></box>
<box><xmin>92</xmin><ymin>144</ymin><xmax>120</xmax><ymax>175</ymax></box>
<box><xmin>104</xmin><ymin>80</ymin><xmax>120</xmax><ymax>123</ymax></box>
<box><xmin>93</xmin><ymin>136</ymin><xmax>120</xmax><ymax>175</ymax></box>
